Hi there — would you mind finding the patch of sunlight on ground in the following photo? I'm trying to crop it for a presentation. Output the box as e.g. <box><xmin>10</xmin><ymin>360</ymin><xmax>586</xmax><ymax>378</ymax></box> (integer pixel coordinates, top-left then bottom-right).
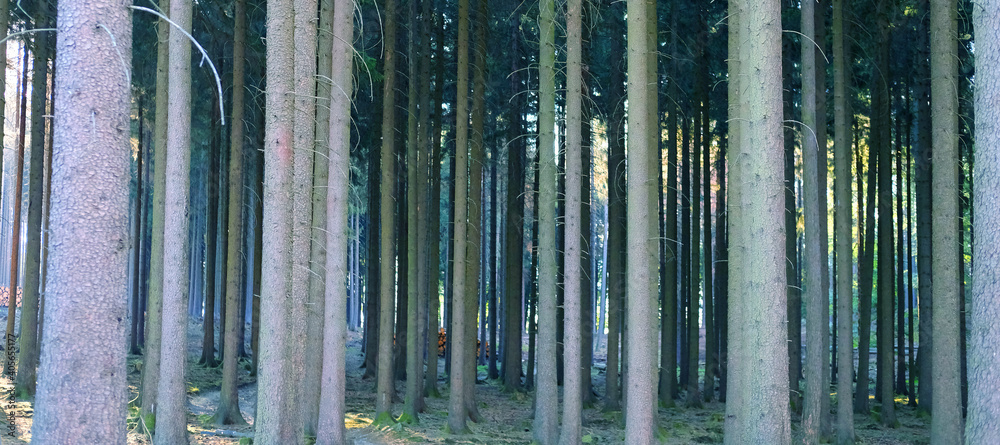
<box><xmin>346</xmin><ymin>412</ymin><xmax>373</xmax><ymax>429</ymax></box>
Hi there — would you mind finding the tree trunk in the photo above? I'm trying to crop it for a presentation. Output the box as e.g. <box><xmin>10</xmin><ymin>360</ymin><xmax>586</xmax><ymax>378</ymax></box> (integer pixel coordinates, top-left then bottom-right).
<box><xmin>214</xmin><ymin>0</ymin><xmax>249</xmax><ymax>426</ymax></box>
<box><xmin>832</xmin><ymin>0</ymin><xmax>855</xmax><ymax>439</ymax></box>
<box><xmin>560</xmin><ymin>0</ymin><xmax>583</xmax><ymax>440</ymax></box>
<box><xmin>723</xmin><ymin>0</ymin><xmax>791</xmax><ymax>441</ymax></box>
<box><xmin>17</xmin><ymin>11</ymin><xmax>50</xmax><ymax>397</ymax></box>
<box><xmin>874</xmin><ymin>0</ymin><xmax>896</xmax><ymax>425</ymax></box>
<box><xmin>402</xmin><ymin>0</ymin><xmax>427</xmax><ymax>419</ymax></box>
<box><xmin>302</xmin><ymin>0</ymin><xmax>333</xmax><ymax>434</ymax></box>
<box><xmin>532</xmin><ymin>0</ymin><xmax>558</xmax><ymax>438</ymax></box>
<box><xmin>967</xmin><ymin>1</ymin><xmax>1000</xmax><ymax>439</ymax></box>
<box><xmin>315</xmin><ymin>0</ymin><xmax>354</xmax><ymax>441</ymax></box>
<box><xmin>153</xmin><ymin>0</ymin><xmax>194</xmax><ymax>440</ymax></box>
<box><xmin>802</xmin><ymin>0</ymin><xmax>826</xmax><ymax>437</ymax></box>
<box><xmin>624</xmin><ymin>0</ymin><xmax>659</xmax><ymax>440</ymax></box>
<box><xmin>4</xmin><ymin>42</ymin><xmax>28</xmax><ymax>376</ymax></box>
<box><xmin>929</xmin><ymin>0</ymin><xmax>962</xmax><ymax>439</ymax></box>
<box><xmin>31</xmin><ymin>2</ymin><xmax>131</xmax><ymax>441</ymax></box>
<box><xmin>502</xmin><ymin>6</ymin><xmax>524</xmax><ymax>392</ymax></box>
<box><xmin>254</xmin><ymin>0</ymin><xmax>298</xmax><ymax>438</ymax></box>
<box><xmin>426</xmin><ymin>7</ymin><xmax>445</xmax><ymax>398</ymax></box>
<box><xmin>447</xmin><ymin>0</ymin><xmax>472</xmax><ymax>432</ymax></box>
<box><xmin>200</xmin><ymin>104</ymin><xmax>220</xmax><ymax>368</ymax></box>
<box><xmin>374</xmin><ymin>0</ymin><xmax>399</xmax><ymax>424</ymax></box>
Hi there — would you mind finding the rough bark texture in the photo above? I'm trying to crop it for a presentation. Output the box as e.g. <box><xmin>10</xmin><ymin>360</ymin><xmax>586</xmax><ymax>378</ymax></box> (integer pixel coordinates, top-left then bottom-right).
<box><xmin>141</xmin><ymin>0</ymin><xmax>168</xmax><ymax>413</ymax></box>
<box><xmin>832</xmin><ymin>0</ymin><xmax>855</xmax><ymax>440</ymax></box>
<box><xmin>929</xmin><ymin>0</ymin><xmax>963</xmax><ymax>440</ymax></box>
<box><xmin>17</xmin><ymin>6</ymin><xmax>51</xmax><ymax>397</ymax></box>
<box><xmin>254</xmin><ymin>0</ymin><xmax>297</xmax><ymax>439</ymax></box>
<box><xmin>874</xmin><ymin>0</ymin><xmax>896</xmax><ymax>426</ymax></box>
<box><xmin>463</xmin><ymin>0</ymin><xmax>486</xmax><ymax>423</ymax></box>
<box><xmin>532</xmin><ymin>0</ymin><xmax>558</xmax><ymax>439</ymax></box>
<box><xmin>31</xmin><ymin>1</ymin><xmax>131</xmax><ymax>442</ymax></box>
<box><xmin>287</xmin><ymin>0</ymin><xmax>318</xmax><ymax>437</ymax></box>
<box><xmin>723</xmin><ymin>0</ymin><xmax>791</xmax><ymax>442</ymax></box>
<box><xmin>625</xmin><ymin>0</ymin><xmax>659</xmax><ymax>441</ymax></box>
<box><xmin>801</xmin><ymin>0</ymin><xmax>825</xmax><ymax>438</ymax></box>
<box><xmin>315</xmin><ymin>0</ymin><xmax>354</xmax><ymax>441</ymax></box>
<box><xmin>214</xmin><ymin>0</ymin><xmax>248</xmax><ymax>427</ymax></box>
<box><xmin>303</xmin><ymin>0</ymin><xmax>333</xmax><ymax>434</ymax></box>
<box><xmin>402</xmin><ymin>0</ymin><xmax>424</xmax><ymax>420</ymax></box>
<box><xmin>447</xmin><ymin>0</ymin><xmax>471</xmax><ymax>432</ymax></box>
<box><xmin>502</xmin><ymin>7</ymin><xmax>524</xmax><ymax>391</ymax></box>
<box><xmin>376</xmin><ymin>0</ymin><xmax>398</xmax><ymax>424</ymax></box>
<box><xmin>426</xmin><ymin>8</ymin><xmax>445</xmax><ymax>398</ymax></box>
<box><xmin>560</xmin><ymin>0</ymin><xmax>583</xmax><ymax>441</ymax></box>
<box><xmin>154</xmin><ymin>0</ymin><xmax>194</xmax><ymax>441</ymax></box>
<box><xmin>967</xmin><ymin>2</ymin><xmax>1000</xmax><ymax>441</ymax></box>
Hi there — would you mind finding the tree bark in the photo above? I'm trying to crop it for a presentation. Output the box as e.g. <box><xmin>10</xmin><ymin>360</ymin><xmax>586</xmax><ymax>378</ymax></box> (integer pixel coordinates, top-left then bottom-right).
<box><xmin>153</xmin><ymin>0</ymin><xmax>194</xmax><ymax>440</ymax></box>
<box><xmin>723</xmin><ymin>0</ymin><xmax>791</xmax><ymax>441</ymax></box>
<box><xmin>214</xmin><ymin>0</ymin><xmax>249</xmax><ymax>426</ymax></box>
<box><xmin>929</xmin><ymin>0</ymin><xmax>963</xmax><ymax>439</ymax></box>
<box><xmin>832</xmin><ymin>0</ymin><xmax>855</xmax><ymax>439</ymax></box>
<box><xmin>532</xmin><ymin>0</ymin><xmax>558</xmax><ymax>438</ymax></box>
<box><xmin>967</xmin><ymin>1</ymin><xmax>1000</xmax><ymax>440</ymax></box>
<box><xmin>254</xmin><ymin>0</ymin><xmax>298</xmax><ymax>439</ymax></box>
<box><xmin>560</xmin><ymin>0</ymin><xmax>583</xmax><ymax>440</ymax></box>
<box><xmin>624</xmin><ymin>0</ymin><xmax>659</xmax><ymax>441</ymax></box>
<box><xmin>17</xmin><ymin>10</ymin><xmax>50</xmax><ymax>397</ymax></box>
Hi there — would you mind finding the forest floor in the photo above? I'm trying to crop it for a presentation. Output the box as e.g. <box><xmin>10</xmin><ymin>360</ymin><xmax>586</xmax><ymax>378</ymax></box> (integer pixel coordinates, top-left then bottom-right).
<box><xmin>0</xmin><ymin>314</ymin><xmax>933</xmax><ymax>444</ymax></box>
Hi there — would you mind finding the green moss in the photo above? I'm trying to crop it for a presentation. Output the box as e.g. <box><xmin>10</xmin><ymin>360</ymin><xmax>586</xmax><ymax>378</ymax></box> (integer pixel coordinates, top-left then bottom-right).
<box><xmin>397</xmin><ymin>412</ymin><xmax>417</xmax><ymax>424</ymax></box>
<box><xmin>372</xmin><ymin>411</ymin><xmax>396</xmax><ymax>428</ymax></box>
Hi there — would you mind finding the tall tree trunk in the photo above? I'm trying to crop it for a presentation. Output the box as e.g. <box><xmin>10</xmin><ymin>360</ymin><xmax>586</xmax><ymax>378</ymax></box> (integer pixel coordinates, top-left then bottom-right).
<box><xmin>659</xmin><ymin>31</ymin><xmax>679</xmax><ymax>403</ymax></box>
<box><xmin>532</xmin><ymin>0</ymin><xmax>558</xmax><ymax>438</ymax></box>
<box><xmin>254</xmin><ymin>0</ymin><xmax>298</xmax><ymax>438</ymax></box>
<box><xmin>874</xmin><ymin>0</ymin><xmax>896</xmax><ymax>425</ymax></box>
<box><xmin>502</xmin><ymin>5</ymin><xmax>524</xmax><ymax>392</ymax></box>
<box><xmin>723</xmin><ymin>0</ymin><xmax>791</xmax><ymax>441</ymax></box>
<box><xmin>17</xmin><ymin>11</ymin><xmax>50</xmax><ymax>396</ymax></box>
<box><xmin>250</xmin><ymin>138</ymin><xmax>264</xmax><ymax>377</ymax></box>
<box><xmin>374</xmin><ymin>0</ymin><xmax>399</xmax><ymax>425</ymax></box>
<box><xmin>214</xmin><ymin>0</ymin><xmax>249</xmax><ymax>426</ymax></box>
<box><xmin>854</xmin><ymin>116</ymin><xmax>878</xmax><ymax>414</ymax></box>
<box><xmin>153</xmin><ymin>0</ymin><xmax>194</xmax><ymax>440</ymax></box>
<box><xmin>363</xmin><ymin>121</ymin><xmax>381</xmax><ymax>380</ymax></box>
<box><xmin>967</xmin><ymin>1</ymin><xmax>1000</xmax><ymax>439</ymax></box>
<box><xmin>802</xmin><ymin>0</ymin><xmax>827</xmax><ymax>437</ymax></box>
<box><xmin>623</xmin><ymin>0</ymin><xmax>659</xmax><ymax>440</ymax></box>
<box><xmin>447</xmin><ymin>0</ymin><xmax>473</xmax><ymax>432</ymax></box>
<box><xmin>413</xmin><ymin>0</ymin><xmax>434</xmax><ymax>411</ymax></box>
<box><xmin>4</xmin><ymin>43</ymin><xmax>29</xmax><ymax>375</ymax></box>
<box><xmin>895</xmin><ymin>85</ymin><xmax>907</xmax><ymax>396</ymax></box>
<box><xmin>832</xmin><ymin>0</ymin><xmax>855</xmax><ymax>439</ymax></box>
<box><xmin>403</xmin><ymin>0</ymin><xmax>427</xmax><ymax>419</ymax></box>
<box><xmin>303</xmin><ymin>0</ymin><xmax>334</xmax><ymax>433</ymax></box>
<box><xmin>426</xmin><ymin>6</ymin><xmax>445</xmax><ymax>398</ymax></box>
<box><xmin>201</xmin><ymin>104</ymin><xmax>220</xmax><ymax>368</ymax></box>
<box><xmin>929</xmin><ymin>0</ymin><xmax>962</xmax><ymax>439</ymax></box>
<box><xmin>287</xmin><ymin>0</ymin><xmax>318</xmax><ymax>435</ymax></box>
<box><xmin>560</xmin><ymin>0</ymin><xmax>584</xmax><ymax>440</ymax></box>
<box><xmin>700</xmin><ymin>44</ymin><xmax>714</xmax><ymax>403</ymax></box>
<box><xmin>31</xmin><ymin>1</ymin><xmax>131</xmax><ymax>441</ymax></box>
<box><xmin>463</xmin><ymin>0</ymin><xmax>487</xmax><ymax>423</ymax></box>
<box><xmin>315</xmin><ymin>0</ymin><xmax>354</xmax><ymax>440</ymax></box>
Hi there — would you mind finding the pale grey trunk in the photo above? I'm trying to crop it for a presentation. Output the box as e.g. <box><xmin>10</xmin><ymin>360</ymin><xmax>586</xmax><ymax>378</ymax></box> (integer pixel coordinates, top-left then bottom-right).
<box><xmin>723</xmin><ymin>0</ymin><xmax>791</xmax><ymax>442</ymax></box>
<box><xmin>929</xmin><ymin>0</ymin><xmax>963</xmax><ymax>441</ymax></box>
<box><xmin>967</xmin><ymin>1</ymin><xmax>1000</xmax><ymax>441</ymax></box>
<box><xmin>154</xmin><ymin>0</ymin><xmax>194</xmax><ymax>441</ymax></box>
<box><xmin>32</xmin><ymin>0</ymin><xmax>131</xmax><ymax>442</ymax></box>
